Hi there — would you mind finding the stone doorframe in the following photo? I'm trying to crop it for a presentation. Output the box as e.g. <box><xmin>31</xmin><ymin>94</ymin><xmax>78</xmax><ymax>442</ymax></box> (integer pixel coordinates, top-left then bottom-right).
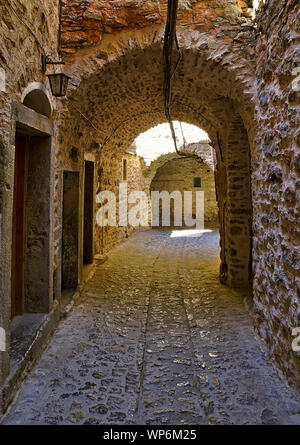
<box><xmin>0</xmin><ymin>101</ymin><xmax>54</xmax><ymax>397</ymax></box>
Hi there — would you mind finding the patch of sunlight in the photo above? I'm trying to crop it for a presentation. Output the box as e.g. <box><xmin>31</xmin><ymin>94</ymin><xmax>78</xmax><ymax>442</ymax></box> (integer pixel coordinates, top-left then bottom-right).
<box><xmin>170</xmin><ymin>229</ymin><xmax>213</xmax><ymax>238</ymax></box>
<box><xmin>252</xmin><ymin>0</ymin><xmax>265</xmax><ymax>19</ymax></box>
<box><xmin>136</xmin><ymin>121</ymin><xmax>210</xmax><ymax>166</ymax></box>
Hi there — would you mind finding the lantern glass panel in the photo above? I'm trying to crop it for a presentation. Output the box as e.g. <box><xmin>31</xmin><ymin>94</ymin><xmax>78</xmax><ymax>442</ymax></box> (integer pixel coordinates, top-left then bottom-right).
<box><xmin>47</xmin><ymin>73</ymin><xmax>70</xmax><ymax>97</ymax></box>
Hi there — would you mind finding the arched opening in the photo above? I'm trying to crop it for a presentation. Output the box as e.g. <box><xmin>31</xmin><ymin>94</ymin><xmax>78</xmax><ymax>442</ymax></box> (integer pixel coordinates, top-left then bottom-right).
<box><xmin>136</xmin><ymin>121</ymin><xmax>218</xmax><ymax>229</ymax></box>
<box><xmin>22</xmin><ymin>83</ymin><xmax>52</xmax><ymax>118</ymax></box>
<box><xmin>58</xmin><ymin>32</ymin><xmax>254</xmax><ymax>289</ymax></box>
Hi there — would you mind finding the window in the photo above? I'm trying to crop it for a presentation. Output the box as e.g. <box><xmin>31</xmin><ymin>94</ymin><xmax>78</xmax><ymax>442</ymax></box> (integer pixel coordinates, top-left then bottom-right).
<box><xmin>193</xmin><ymin>177</ymin><xmax>201</xmax><ymax>188</ymax></box>
<box><xmin>122</xmin><ymin>158</ymin><xmax>127</xmax><ymax>181</ymax></box>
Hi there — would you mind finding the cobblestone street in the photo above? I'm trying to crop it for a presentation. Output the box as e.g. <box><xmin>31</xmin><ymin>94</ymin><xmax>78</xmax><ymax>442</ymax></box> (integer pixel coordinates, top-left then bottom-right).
<box><xmin>2</xmin><ymin>230</ymin><xmax>300</xmax><ymax>425</ymax></box>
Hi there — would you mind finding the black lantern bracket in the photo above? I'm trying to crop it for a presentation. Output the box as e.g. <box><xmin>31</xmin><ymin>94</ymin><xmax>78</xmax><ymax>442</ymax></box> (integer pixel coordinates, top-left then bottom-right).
<box><xmin>42</xmin><ymin>55</ymin><xmax>70</xmax><ymax>97</ymax></box>
<box><xmin>41</xmin><ymin>55</ymin><xmax>65</xmax><ymax>73</ymax></box>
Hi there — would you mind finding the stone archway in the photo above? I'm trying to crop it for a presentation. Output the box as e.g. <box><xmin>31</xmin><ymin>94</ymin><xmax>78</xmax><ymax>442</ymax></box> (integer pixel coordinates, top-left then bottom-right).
<box><xmin>58</xmin><ymin>26</ymin><xmax>255</xmax><ymax>288</ymax></box>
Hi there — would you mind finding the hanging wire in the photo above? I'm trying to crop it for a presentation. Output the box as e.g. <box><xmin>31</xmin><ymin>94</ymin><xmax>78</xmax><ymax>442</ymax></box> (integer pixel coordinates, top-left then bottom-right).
<box><xmin>179</xmin><ymin>121</ymin><xmax>187</xmax><ymax>150</ymax></box>
<box><xmin>70</xmin><ymin>102</ymin><xmax>100</xmax><ymax>133</ymax></box>
<box><xmin>163</xmin><ymin>0</ymin><xmax>198</xmax><ymax>159</ymax></box>
<box><xmin>163</xmin><ymin>0</ymin><xmax>180</xmax><ymax>153</ymax></box>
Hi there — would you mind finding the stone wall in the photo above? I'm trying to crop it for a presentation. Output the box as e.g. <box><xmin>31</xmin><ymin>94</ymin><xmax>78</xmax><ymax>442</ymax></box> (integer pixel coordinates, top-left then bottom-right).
<box><xmin>95</xmin><ymin>148</ymin><xmax>145</xmax><ymax>255</ymax></box>
<box><xmin>150</xmin><ymin>156</ymin><xmax>218</xmax><ymax>226</ymax></box>
<box><xmin>0</xmin><ymin>0</ymin><xmax>60</xmax><ymax>396</ymax></box>
<box><xmin>142</xmin><ymin>142</ymin><xmax>215</xmax><ymax>189</ymax></box>
<box><xmin>253</xmin><ymin>0</ymin><xmax>300</xmax><ymax>388</ymax></box>
<box><xmin>53</xmin><ymin>110</ymin><xmax>98</xmax><ymax>290</ymax></box>
<box><xmin>61</xmin><ymin>0</ymin><xmax>255</xmax><ymax>54</ymax></box>
<box><xmin>0</xmin><ymin>0</ymin><xmax>299</xmax><ymax>405</ymax></box>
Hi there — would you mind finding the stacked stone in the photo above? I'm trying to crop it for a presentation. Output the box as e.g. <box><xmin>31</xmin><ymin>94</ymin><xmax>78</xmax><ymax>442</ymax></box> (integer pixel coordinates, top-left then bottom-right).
<box><xmin>60</xmin><ymin>0</ymin><xmax>254</xmax><ymax>53</ymax></box>
<box><xmin>253</xmin><ymin>0</ymin><xmax>300</xmax><ymax>389</ymax></box>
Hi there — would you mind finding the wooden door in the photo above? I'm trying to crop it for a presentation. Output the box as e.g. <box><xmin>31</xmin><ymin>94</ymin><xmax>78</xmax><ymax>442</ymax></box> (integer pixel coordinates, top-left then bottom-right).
<box><xmin>83</xmin><ymin>161</ymin><xmax>94</xmax><ymax>264</ymax></box>
<box><xmin>11</xmin><ymin>135</ymin><xmax>27</xmax><ymax>318</ymax></box>
<box><xmin>62</xmin><ymin>171</ymin><xmax>79</xmax><ymax>291</ymax></box>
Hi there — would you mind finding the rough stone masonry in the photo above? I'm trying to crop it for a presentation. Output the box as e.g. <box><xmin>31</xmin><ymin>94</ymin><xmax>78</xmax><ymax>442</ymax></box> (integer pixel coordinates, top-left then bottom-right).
<box><xmin>0</xmin><ymin>0</ymin><xmax>299</xmax><ymax>419</ymax></box>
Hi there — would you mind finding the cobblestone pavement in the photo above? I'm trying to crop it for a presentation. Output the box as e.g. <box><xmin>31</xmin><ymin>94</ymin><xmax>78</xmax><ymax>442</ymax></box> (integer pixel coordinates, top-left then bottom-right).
<box><xmin>2</xmin><ymin>230</ymin><xmax>300</xmax><ymax>425</ymax></box>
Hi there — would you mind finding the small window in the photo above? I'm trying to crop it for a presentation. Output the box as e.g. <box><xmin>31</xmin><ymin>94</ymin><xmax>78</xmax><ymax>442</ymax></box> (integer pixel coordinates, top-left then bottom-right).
<box><xmin>194</xmin><ymin>177</ymin><xmax>201</xmax><ymax>188</ymax></box>
<box><xmin>122</xmin><ymin>158</ymin><xmax>127</xmax><ymax>181</ymax></box>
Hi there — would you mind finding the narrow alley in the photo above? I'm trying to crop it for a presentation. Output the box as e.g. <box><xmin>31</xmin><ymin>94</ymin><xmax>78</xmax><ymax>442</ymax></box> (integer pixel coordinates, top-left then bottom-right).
<box><xmin>2</xmin><ymin>230</ymin><xmax>300</xmax><ymax>425</ymax></box>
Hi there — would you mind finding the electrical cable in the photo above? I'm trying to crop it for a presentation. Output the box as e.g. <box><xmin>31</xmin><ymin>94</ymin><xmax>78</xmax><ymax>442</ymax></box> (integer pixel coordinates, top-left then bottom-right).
<box><xmin>163</xmin><ymin>0</ymin><xmax>199</xmax><ymax>159</ymax></box>
<box><xmin>70</xmin><ymin>102</ymin><xmax>100</xmax><ymax>133</ymax></box>
<box><xmin>163</xmin><ymin>0</ymin><xmax>180</xmax><ymax>154</ymax></box>
<box><xmin>179</xmin><ymin>121</ymin><xmax>187</xmax><ymax>149</ymax></box>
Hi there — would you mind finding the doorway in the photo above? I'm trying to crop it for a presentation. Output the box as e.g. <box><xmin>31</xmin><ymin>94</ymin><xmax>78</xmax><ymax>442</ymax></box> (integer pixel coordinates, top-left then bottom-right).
<box><xmin>11</xmin><ymin>130</ymin><xmax>52</xmax><ymax>317</ymax></box>
<box><xmin>83</xmin><ymin>161</ymin><xmax>94</xmax><ymax>265</ymax></box>
<box><xmin>62</xmin><ymin>171</ymin><xmax>80</xmax><ymax>291</ymax></box>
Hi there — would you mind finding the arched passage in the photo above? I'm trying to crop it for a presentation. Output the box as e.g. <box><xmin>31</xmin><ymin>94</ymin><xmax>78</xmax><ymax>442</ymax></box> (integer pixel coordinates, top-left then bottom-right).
<box><xmin>1</xmin><ymin>0</ymin><xmax>300</xmax><ymax>422</ymax></box>
<box><xmin>58</xmin><ymin>28</ymin><xmax>255</xmax><ymax>288</ymax></box>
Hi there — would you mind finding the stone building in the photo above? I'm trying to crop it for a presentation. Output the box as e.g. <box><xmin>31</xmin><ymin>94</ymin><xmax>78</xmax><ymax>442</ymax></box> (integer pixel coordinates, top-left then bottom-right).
<box><xmin>0</xmin><ymin>0</ymin><xmax>299</xmax><ymax>417</ymax></box>
<box><xmin>150</xmin><ymin>154</ymin><xmax>218</xmax><ymax>226</ymax></box>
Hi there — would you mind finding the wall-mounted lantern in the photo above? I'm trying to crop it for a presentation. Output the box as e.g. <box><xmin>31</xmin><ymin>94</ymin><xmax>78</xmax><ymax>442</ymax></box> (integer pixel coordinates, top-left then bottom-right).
<box><xmin>42</xmin><ymin>55</ymin><xmax>70</xmax><ymax>98</ymax></box>
<box><xmin>47</xmin><ymin>73</ymin><xmax>70</xmax><ymax>98</ymax></box>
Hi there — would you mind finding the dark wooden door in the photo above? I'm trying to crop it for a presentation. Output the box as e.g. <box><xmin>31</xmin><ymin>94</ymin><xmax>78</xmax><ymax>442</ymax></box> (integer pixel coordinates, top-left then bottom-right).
<box><xmin>62</xmin><ymin>171</ymin><xmax>79</xmax><ymax>291</ymax></box>
<box><xmin>11</xmin><ymin>135</ymin><xmax>27</xmax><ymax>318</ymax></box>
<box><xmin>83</xmin><ymin>161</ymin><xmax>94</xmax><ymax>264</ymax></box>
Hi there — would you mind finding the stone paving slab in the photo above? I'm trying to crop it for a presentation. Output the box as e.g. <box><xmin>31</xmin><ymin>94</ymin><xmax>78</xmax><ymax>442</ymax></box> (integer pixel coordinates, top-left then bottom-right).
<box><xmin>2</xmin><ymin>229</ymin><xmax>300</xmax><ymax>425</ymax></box>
